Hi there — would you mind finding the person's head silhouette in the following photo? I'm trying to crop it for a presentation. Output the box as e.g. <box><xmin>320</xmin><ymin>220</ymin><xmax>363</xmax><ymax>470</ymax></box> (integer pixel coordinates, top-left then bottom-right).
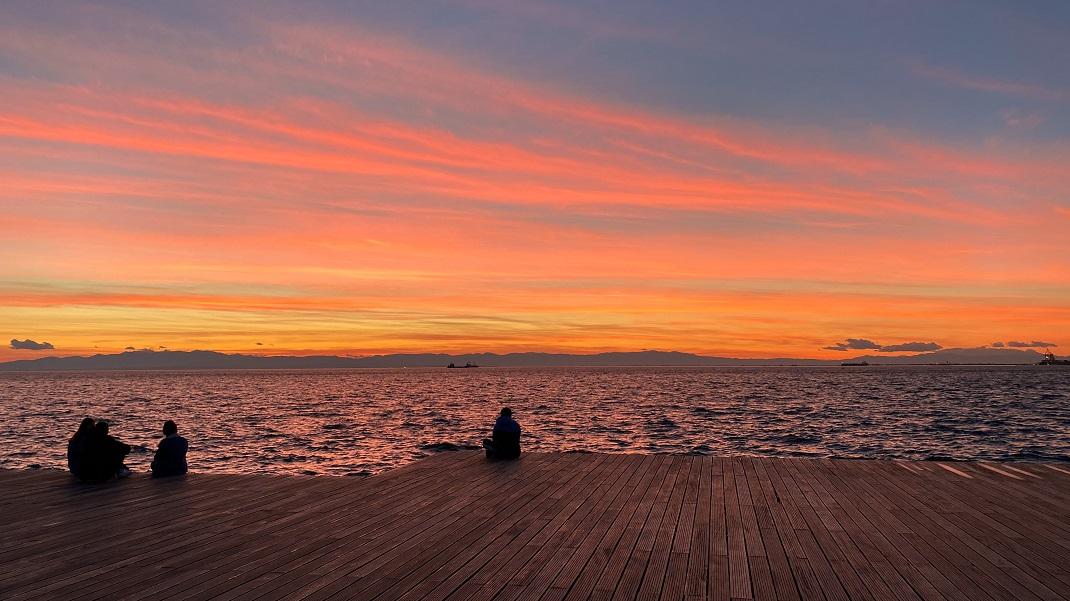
<box><xmin>78</xmin><ymin>417</ymin><xmax>94</xmax><ymax>434</ymax></box>
<box><xmin>95</xmin><ymin>421</ymin><xmax>110</xmax><ymax>436</ymax></box>
<box><xmin>500</xmin><ymin>407</ymin><xmax>512</xmax><ymax>418</ymax></box>
<box><xmin>163</xmin><ymin>420</ymin><xmax>178</xmax><ymax>436</ymax></box>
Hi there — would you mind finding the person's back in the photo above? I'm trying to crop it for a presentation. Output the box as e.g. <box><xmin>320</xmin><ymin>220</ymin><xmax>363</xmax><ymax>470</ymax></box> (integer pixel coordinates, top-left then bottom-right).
<box><xmin>67</xmin><ymin>417</ymin><xmax>95</xmax><ymax>477</ymax></box>
<box><xmin>81</xmin><ymin>421</ymin><xmax>131</xmax><ymax>482</ymax></box>
<box><xmin>484</xmin><ymin>408</ymin><xmax>522</xmax><ymax>460</ymax></box>
<box><xmin>151</xmin><ymin>420</ymin><xmax>188</xmax><ymax>478</ymax></box>
<box><xmin>81</xmin><ymin>426</ymin><xmax>110</xmax><ymax>481</ymax></box>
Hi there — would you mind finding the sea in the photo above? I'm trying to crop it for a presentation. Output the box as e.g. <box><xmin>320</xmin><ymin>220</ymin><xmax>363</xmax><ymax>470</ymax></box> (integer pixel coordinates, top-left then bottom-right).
<box><xmin>1</xmin><ymin>366</ymin><xmax>1068</xmax><ymax>477</ymax></box>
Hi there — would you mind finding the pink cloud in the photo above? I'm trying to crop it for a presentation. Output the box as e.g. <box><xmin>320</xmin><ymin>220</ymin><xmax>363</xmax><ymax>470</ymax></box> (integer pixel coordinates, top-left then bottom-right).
<box><xmin>1</xmin><ymin>8</ymin><xmax>1068</xmax><ymax>357</ymax></box>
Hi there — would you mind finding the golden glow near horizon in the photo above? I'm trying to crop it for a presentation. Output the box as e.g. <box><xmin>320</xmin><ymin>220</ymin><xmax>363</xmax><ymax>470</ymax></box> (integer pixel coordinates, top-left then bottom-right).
<box><xmin>1</xmin><ymin>3</ymin><xmax>1068</xmax><ymax>360</ymax></box>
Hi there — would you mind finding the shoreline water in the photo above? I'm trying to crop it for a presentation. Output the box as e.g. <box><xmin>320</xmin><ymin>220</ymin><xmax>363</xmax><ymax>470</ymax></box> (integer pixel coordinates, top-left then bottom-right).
<box><xmin>8</xmin><ymin>448</ymin><xmax>1070</xmax><ymax>482</ymax></box>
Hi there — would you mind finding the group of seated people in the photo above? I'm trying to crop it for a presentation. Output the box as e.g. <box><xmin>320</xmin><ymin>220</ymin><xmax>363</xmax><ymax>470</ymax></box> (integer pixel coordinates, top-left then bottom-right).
<box><xmin>67</xmin><ymin>418</ymin><xmax>188</xmax><ymax>481</ymax></box>
<box><xmin>68</xmin><ymin>408</ymin><xmax>513</xmax><ymax>482</ymax></box>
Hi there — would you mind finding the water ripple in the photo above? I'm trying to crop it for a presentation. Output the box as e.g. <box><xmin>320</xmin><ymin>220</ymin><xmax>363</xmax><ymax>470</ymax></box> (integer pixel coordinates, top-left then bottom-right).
<box><xmin>0</xmin><ymin>365</ymin><xmax>1067</xmax><ymax>476</ymax></box>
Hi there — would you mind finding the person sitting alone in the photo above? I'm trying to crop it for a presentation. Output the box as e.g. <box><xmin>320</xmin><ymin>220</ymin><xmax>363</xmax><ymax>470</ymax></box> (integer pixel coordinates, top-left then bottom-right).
<box><xmin>151</xmin><ymin>420</ymin><xmax>188</xmax><ymax>478</ymax></box>
<box><xmin>67</xmin><ymin>417</ymin><xmax>95</xmax><ymax>478</ymax></box>
<box><xmin>482</xmin><ymin>407</ymin><xmax>521</xmax><ymax>460</ymax></box>
<box><xmin>81</xmin><ymin>421</ymin><xmax>132</xmax><ymax>482</ymax></box>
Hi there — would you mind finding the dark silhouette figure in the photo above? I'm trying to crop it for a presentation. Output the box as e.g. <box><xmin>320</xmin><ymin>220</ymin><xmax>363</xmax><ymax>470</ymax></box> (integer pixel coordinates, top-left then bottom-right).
<box><xmin>151</xmin><ymin>420</ymin><xmax>188</xmax><ymax>478</ymax></box>
<box><xmin>67</xmin><ymin>417</ymin><xmax>95</xmax><ymax>477</ymax></box>
<box><xmin>483</xmin><ymin>407</ymin><xmax>521</xmax><ymax>460</ymax></box>
<box><xmin>81</xmin><ymin>421</ymin><xmax>132</xmax><ymax>482</ymax></box>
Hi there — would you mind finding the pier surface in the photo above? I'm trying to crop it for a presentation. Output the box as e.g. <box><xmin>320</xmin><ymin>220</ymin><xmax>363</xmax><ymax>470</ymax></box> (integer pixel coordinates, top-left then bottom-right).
<box><xmin>1</xmin><ymin>453</ymin><xmax>1068</xmax><ymax>601</ymax></box>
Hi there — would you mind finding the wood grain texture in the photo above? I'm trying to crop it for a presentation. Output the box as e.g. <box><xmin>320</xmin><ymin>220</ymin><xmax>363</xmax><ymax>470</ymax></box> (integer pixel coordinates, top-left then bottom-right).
<box><xmin>1</xmin><ymin>454</ymin><xmax>1068</xmax><ymax>601</ymax></box>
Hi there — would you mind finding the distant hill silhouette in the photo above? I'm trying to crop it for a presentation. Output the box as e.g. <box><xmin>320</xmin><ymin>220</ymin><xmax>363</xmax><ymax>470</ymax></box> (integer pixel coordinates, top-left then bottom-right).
<box><xmin>0</xmin><ymin>347</ymin><xmax>1053</xmax><ymax>371</ymax></box>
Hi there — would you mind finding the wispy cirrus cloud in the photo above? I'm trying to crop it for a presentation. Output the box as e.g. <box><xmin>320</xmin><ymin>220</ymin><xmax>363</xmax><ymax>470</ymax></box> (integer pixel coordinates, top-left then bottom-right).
<box><xmin>910</xmin><ymin>61</ymin><xmax>1065</xmax><ymax>101</ymax></box>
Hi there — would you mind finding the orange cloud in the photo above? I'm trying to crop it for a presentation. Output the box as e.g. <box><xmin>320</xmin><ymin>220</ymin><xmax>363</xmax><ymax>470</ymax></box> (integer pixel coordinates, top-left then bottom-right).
<box><xmin>0</xmin><ymin>10</ymin><xmax>1067</xmax><ymax>359</ymax></box>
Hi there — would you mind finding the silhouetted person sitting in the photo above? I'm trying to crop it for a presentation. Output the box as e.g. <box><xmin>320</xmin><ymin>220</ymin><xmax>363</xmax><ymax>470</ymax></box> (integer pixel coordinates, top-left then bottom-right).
<box><xmin>151</xmin><ymin>420</ymin><xmax>188</xmax><ymax>478</ymax></box>
<box><xmin>81</xmin><ymin>421</ymin><xmax>132</xmax><ymax>482</ymax></box>
<box><xmin>482</xmin><ymin>407</ymin><xmax>521</xmax><ymax>460</ymax></box>
<box><xmin>67</xmin><ymin>417</ymin><xmax>95</xmax><ymax>478</ymax></box>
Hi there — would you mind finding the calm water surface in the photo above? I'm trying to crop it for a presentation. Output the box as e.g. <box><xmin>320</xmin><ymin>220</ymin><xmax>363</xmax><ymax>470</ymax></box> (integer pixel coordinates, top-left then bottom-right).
<box><xmin>1</xmin><ymin>366</ymin><xmax>1068</xmax><ymax>476</ymax></box>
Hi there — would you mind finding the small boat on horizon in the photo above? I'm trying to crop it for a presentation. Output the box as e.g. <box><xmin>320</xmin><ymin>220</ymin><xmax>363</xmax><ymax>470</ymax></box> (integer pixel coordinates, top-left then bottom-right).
<box><xmin>841</xmin><ymin>361</ymin><xmax>869</xmax><ymax>366</ymax></box>
<box><xmin>447</xmin><ymin>362</ymin><xmax>479</xmax><ymax>368</ymax></box>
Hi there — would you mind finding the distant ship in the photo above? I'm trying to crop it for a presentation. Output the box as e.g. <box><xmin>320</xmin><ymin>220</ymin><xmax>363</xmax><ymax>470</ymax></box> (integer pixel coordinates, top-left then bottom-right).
<box><xmin>1038</xmin><ymin>352</ymin><xmax>1070</xmax><ymax>366</ymax></box>
<box><xmin>447</xmin><ymin>362</ymin><xmax>479</xmax><ymax>368</ymax></box>
<box><xmin>841</xmin><ymin>361</ymin><xmax>869</xmax><ymax>366</ymax></box>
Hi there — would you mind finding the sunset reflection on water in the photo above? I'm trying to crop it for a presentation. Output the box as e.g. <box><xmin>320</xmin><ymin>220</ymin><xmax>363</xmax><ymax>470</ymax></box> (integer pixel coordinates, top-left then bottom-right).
<box><xmin>2</xmin><ymin>366</ymin><xmax>1067</xmax><ymax>476</ymax></box>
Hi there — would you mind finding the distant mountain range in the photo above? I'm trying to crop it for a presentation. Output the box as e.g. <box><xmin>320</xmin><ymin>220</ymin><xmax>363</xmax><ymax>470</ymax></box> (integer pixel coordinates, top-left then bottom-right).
<box><xmin>0</xmin><ymin>347</ymin><xmax>1058</xmax><ymax>371</ymax></box>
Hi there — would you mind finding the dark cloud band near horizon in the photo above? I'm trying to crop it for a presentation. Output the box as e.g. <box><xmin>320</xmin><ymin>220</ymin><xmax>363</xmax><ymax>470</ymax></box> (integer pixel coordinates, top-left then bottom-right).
<box><xmin>1005</xmin><ymin>340</ymin><xmax>1058</xmax><ymax>348</ymax></box>
<box><xmin>823</xmin><ymin>338</ymin><xmax>944</xmax><ymax>353</ymax></box>
<box><xmin>878</xmin><ymin>342</ymin><xmax>943</xmax><ymax>353</ymax></box>
<box><xmin>822</xmin><ymin>338</ymin><xmax>882</xmax><ymax>352</ymax></box>
<box><xmin>10</xmin><ymin>338</ymin><xmax>54</xmax><ymax>350</ymax></box>
<box><xmin>823</xmin><ymin>337</ymin><xmax>1062</xmax><ymax>353</ymax></box>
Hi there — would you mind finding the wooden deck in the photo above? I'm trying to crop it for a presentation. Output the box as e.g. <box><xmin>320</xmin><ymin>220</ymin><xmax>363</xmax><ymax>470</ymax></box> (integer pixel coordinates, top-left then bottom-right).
<box><xmin>1</xmin><ymin>453</ymin><xmax>1068</xmax><ymax>601</ymax></box>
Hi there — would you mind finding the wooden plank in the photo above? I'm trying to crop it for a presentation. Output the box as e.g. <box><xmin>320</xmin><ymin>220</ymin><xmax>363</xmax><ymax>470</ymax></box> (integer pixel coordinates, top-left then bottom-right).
<box><xmin>0</xmin><ymin>456</ymin><xmax>1068</xmax><ymax>601</ymax></box>
<box><xmin>435</xmin><ymin>454</ymin><xmax>642</xmax><ymax>601</ymax></box>
<box><xmin>684</xmin><ymin>456</ymin><xmax>712</xmax><ymax>599</ymax></box>
<box><xmin>747</xmin><ymin>458</ymin><xmax>800</xmax><ymax>601</ymax></box>
<box><xmin>588</xmin><ymin>456</ymin><xmax>674</xmax><ymax>600</ymax></box>
<box><xmin>724</xmin><ymin>458</ymin><xmax>751</xmax><ymax>601</ymax></box>
<box><xmin>465</xmin><ymin>456</ymin><xmax>635</xmax><ymax>601</ymax></box>
<box><xmin>821</xmin><ymin>460</ymin><xmax>1001</xmax><ymax>601</ymax></box>
<box><xmin>635</xmin><ymin>457</ymin><xmax>692</xmax><ymax>601</ymax></box>
<box><xmin>857</xmin><ymin>461</ymin><xmax>1068</xmax><ymax>601</ymax></box>
<box><xmin>612</xmin><ymin>457</ymin><xmax>684</xmax><ymax>601</ymax></box>
<box><xmin>316</xmin><ymin>454</ymin><xmax>579</xmax><ymax>601</ymax></box>
<box><xmin>457</xmin><ymin>455</ymin><xmax>656</xmax><ymax>601</ymax></box>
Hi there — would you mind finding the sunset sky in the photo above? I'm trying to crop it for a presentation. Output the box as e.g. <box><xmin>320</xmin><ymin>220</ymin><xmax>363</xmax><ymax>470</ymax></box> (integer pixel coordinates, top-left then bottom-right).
<box><xmin>2</xmin><ymin>1</ymin><xmax>1068</xmax><ymax>360</ymax></box>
